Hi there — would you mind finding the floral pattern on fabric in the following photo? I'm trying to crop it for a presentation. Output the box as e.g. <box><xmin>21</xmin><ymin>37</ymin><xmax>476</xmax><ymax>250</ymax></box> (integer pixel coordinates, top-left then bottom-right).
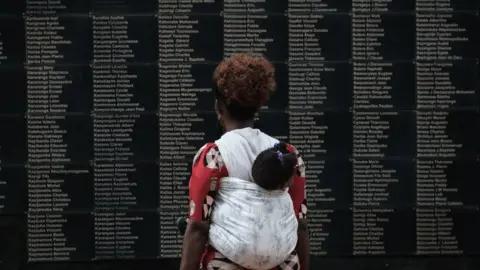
<box><xmin>189</xmin><ymin>143</ymin><xmax>227</xmax><ymax>222</ymax></box>
<box><xmin>204</xmin><ymin>249</ymin><xmax>300</xmax><ymax>270</ymax></box>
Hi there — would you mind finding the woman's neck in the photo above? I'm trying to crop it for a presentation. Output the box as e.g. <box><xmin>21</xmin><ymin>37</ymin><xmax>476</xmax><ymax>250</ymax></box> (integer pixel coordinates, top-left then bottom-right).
<box><xmin>223</xmin><ymin>120</ymin><xmax>254</xmax><ymax>132</ymax></box>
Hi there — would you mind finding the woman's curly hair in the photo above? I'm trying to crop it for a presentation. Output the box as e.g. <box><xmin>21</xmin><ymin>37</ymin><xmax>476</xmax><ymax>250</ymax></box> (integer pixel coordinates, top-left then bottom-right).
<box><xmin>213</xmin><ymin>53</ymin><xmax>276</xmax><ymax>121</ymax></box>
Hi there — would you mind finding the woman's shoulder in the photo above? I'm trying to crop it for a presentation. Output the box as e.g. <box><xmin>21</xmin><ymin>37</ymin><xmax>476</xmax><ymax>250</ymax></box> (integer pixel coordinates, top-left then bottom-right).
<box><xmin>285</xmin><ymin>143</ymin><xmax>306</xmax><ymax>177</ymax></box>
<box><xmin>192</xmin><ymin>142</ymin><xmax>225</xmax><ymax>171</ymax></box>
<box><xmin>285</xmin><ymin>143</ymin><xmax>299</xmax><ymax>154</ymax></box>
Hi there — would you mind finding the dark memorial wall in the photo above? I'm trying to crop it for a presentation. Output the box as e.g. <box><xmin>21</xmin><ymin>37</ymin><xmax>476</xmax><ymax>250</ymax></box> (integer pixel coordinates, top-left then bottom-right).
<box><xmin>0</xmin><ymin>0</ymin><xmax>479</xmax><ymax>269</ymax></box>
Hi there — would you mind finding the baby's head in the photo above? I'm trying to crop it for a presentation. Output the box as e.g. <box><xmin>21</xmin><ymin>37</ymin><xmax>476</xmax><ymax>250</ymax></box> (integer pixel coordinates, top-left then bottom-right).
<box><xmin>251</xmin><ymin>142</ymin><xmax>298</xmax><ymax>191</ymax></box>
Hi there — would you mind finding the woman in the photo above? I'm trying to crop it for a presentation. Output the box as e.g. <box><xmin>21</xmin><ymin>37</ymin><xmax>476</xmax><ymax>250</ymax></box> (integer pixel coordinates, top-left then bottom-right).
<box><xmin>180</xmin><ymin>54</ymin><xmax>309</xmax><ymax>270</ymax></box>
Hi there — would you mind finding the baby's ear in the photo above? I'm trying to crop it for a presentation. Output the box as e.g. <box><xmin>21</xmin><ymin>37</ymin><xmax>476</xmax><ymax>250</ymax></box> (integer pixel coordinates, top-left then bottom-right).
<box><xmin>284</xmin><ymin>177</ymin><xmax>294</xmax><ymax>189</ymax></box>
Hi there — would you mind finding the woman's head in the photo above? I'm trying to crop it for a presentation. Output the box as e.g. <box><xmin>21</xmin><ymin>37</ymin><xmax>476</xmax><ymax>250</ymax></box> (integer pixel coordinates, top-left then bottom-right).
<box><xmin>251</xmin><ymin>142</ymin><xmax>298</xmax><ymax>191</ymax></box>
<box><xmin>213</xmin><ymin>53</ymin><xmax>276</xmax><ymax>129</ymax></box>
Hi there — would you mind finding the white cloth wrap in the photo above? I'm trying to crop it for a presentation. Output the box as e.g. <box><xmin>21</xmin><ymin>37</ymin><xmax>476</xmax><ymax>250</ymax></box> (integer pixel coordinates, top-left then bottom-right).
<box><xmin>208</xmin><ymin>128</ymin><xmax>298</xmax><ymax>270</ymax></box>
<box><xmin>209</xmin><ymin>177</ymin><xmax>298</xmax><ymax>270</ymax></box>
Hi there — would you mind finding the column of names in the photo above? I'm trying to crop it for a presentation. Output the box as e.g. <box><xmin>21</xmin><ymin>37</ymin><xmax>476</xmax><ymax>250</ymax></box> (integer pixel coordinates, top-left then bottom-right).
<box><xmin>25</xmin><ymin>3</ymin><xmax>92</xmax><ymax>261</ymax></box>
<box><xmin>414</xmin><ymin>0</ymin><xmax>477</xmax><ymax>255</ymax></box>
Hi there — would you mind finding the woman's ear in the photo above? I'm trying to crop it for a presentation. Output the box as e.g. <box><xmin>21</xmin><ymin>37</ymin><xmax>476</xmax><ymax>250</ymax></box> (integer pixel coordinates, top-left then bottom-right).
<box><xmin>215</xmin><ymin>99</ymin><xmax>226</xmax><ymax>122</ymax></box>
<box><xmin>215</xmin><ymin>99</ymin><xmax>221</xmax><ymax>118</ymax></box>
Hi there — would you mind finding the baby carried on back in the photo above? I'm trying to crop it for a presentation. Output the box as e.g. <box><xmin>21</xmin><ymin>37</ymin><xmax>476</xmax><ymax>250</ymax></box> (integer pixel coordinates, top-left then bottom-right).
<box><xmin>181</xmin><ymin>129</ymin><xmax>302</xmax><ymax>270</ymax></box>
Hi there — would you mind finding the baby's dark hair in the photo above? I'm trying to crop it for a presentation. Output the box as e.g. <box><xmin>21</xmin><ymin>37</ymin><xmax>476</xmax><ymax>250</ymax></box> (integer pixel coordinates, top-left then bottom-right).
<box><xmin>213</xmin><ymin>53</ymin><xmax>276</xmax><ymax>121</ymax></box>
<box><xmin>252</xmin><ymin>142</ymin><xmax>298</xmax><ymax>191</ymax></box>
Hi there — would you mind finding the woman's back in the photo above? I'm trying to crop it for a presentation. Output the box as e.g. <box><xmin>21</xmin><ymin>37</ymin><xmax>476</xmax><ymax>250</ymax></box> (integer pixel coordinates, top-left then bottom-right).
<box><xmin>208</xmin><ymin>128</ymin><xmax>299</xmax><ymax>269</ymax></box>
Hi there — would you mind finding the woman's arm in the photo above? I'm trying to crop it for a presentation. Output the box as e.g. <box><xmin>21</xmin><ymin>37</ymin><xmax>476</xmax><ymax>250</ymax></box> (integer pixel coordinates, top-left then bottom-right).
<box><xmin>287</xmin><ymin>144</ymin><xmax>310</xmax><ymax>270</ymax></box>
<box><xmin>179</xmin><ymin>144</ymin><xmax>227</xmax><ymax>270</ymax></box>
<box><xmin>296</xmin><ymin>219</ymin><xmax>310</xmax><ymax>270</ymax></box>
<box><xmin>180</xmin><ymin>221</ymin><xmax>209</xmax><ymax>270</ymax></box>
<box><xmin>289</xmin><ymin>178</ymin><xmax>310</xmax><ymax>270</ymax></box>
